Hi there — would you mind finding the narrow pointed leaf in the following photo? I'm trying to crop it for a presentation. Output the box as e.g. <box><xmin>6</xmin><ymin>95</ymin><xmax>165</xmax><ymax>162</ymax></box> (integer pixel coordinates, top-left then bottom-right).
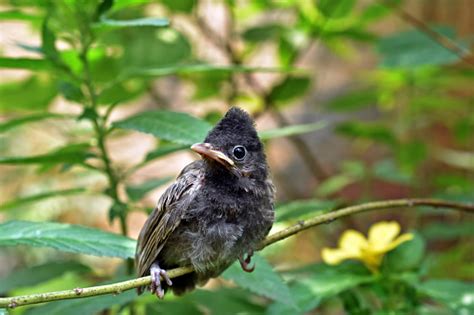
<box><xmin>126</xmin><ymin>177</ymin><xmax>172</xmax><ymax>201</ymax></box>
<box><xmin>113</xmin><ymin>110</ymin><xmax>212</xmax><ymax>145</ymax></box>
<box><xmin>259</xmin><ymin>121</ymin><xmax>327</xmax><ymax>140</ymax></box>
<box><xmin>0</xmin><ymin>221</ymin><xmax>136</xmax><ymax>258</ymax></box>
<box><xmin>0</xmin><ymin>188</ymin><xmax>86</xmax><ymax>212</ymax></box>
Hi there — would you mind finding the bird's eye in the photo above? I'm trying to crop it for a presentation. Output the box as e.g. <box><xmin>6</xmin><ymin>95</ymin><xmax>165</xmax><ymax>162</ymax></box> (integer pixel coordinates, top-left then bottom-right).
<box><xmin>232</xmin><ymin>145</ymin><xmax>247</xmax><ymax>160</ymax></box>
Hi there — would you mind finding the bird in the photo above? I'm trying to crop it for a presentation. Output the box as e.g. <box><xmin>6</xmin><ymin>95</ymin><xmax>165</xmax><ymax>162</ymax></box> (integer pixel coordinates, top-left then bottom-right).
<box><xmin>135</xmin><ymin>107</ymin><xmax>275</xmax><ymax>298</ymax></box>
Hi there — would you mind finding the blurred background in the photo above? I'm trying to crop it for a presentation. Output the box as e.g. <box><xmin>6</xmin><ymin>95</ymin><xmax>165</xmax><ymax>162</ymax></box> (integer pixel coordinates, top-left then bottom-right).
<box><xmin>0</xmin><ymin>0</ymin><xmax>473</xmax><ymax>314</ymax></box>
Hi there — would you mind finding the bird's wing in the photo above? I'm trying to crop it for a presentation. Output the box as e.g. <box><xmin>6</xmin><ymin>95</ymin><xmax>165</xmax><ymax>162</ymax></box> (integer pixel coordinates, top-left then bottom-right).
<box><xmin>135</xmin><ymin>161</ymin><xmax>203</xmax><ymax>277</ymax></box>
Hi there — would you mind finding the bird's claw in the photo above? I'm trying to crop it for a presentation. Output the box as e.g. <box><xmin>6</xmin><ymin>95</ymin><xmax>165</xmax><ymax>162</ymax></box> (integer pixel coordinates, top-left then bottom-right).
<box><xmin>239</xmin><ymin>250</ymin><xmax>255</xmax><ymax>273</ymax></box>
<box><xmin>150</xmin><ymin>263</ymin><xmax>172</xmax><ymax>299</ymax></box>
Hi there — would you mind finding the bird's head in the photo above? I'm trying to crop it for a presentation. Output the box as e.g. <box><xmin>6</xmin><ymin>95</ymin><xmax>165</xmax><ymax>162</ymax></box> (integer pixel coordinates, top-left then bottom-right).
<box><xmin>191</xmin><ymin>107</ymin><xmax>268</xmax><ymax>181</ymax></box>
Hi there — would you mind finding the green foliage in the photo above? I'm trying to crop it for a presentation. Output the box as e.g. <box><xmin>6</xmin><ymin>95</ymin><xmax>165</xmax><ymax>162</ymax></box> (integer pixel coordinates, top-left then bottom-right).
<box><xmin>378</xmin><ymin>26</ymin><xmax>466</xmax><ymax>68</ymax></box>
<box><xmin>114</xmin><ymin>110</ymin><xmax>212</xmax><ymax>145</ymax></box>
<box><xmin>0</xmin><ymin>262</ymin><xmax>91</xmax><ymax>293</ymax></box>
<box><xmin>0</xmin><ymin>0</ymin><xmax>472</xmax><ymax>313</ymax></box>
<box><xmin>0</xmin><ymin>221</ymin><xmax>136</xmax><ymax>258</ymax></box>
<box><xmin>222</xmin><ymin>254</ymin><xmax>294</xmax><ymax>305</ymax></box>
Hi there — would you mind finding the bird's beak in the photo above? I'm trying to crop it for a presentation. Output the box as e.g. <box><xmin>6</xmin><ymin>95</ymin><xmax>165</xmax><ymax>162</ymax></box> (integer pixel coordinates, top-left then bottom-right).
<box><xmin>191</xmin><ymin>143</ymin><xmax>235</xmax><ymax>167</ymax></box>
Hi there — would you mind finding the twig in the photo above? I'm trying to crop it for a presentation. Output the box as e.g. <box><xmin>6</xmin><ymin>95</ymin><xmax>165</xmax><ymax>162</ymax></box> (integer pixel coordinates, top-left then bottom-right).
<box><xmin>378</xmin><ymin>0</ymin><xmax>474</xmax><ymax>66</ymax></box>
<box><xmin>1</xmin><ymin>198</ymin><xmax>472</xmax><ymax>308</ymax></box>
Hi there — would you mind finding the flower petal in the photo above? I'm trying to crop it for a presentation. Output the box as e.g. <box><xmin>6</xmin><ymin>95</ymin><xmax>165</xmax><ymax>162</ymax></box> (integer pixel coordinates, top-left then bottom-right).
<box><xmin>322</xmin><ymin>247</ymin><xmax>360</xmax><ymax>265</ymax></box>
<box><xmin>384</xmin><ymin>233</ymin><xmax>414</xmax><ymax>252</ymax></box>
<box><xmin>368</xmin><ymin>221</ymin><xmax>401</xmax><ymax>251</ymax></box>
<box><xmin>339</xmin><ymin>230</ymin><xmax>368</xmax><ymax>255</ymax></box>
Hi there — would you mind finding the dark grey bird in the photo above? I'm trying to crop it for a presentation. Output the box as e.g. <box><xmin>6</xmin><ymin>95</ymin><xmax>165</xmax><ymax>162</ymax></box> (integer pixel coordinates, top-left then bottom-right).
<box><xmin>135</xmin><ymin>107</ymin><xmax>275</xmax><ymax>298</ymax></box>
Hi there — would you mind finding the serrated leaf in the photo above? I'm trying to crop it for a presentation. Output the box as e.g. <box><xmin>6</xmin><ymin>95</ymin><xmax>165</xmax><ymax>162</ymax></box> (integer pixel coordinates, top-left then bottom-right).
<box><xmin>222</xmin><ymin>254</ymin><xmax>295</xmax><ymax>306</ymax></box>
<box><xmin>0</xmin><ymin>143</ymin><xmax>92</xmax><ymax>165</ymax></box>
<box><xmin>113</xmin><ymin>110</ymin><xmax>212</xmax><ymax>145</ymax></box>
<box><xmin>126</xmin><ymin>177</ymin><xmax>172</xmax><ymax>201</ymax></box>
<box><xmin>276</xmin><ymin>199</ymin><xmax>336</xmax><ymax>223</ymax></box>
<box><xmin>0</xmin><ymin>261</ymin><xmax>91</xmax><ymax>293</ymax></box>
<box><xmin>0</xmin><ymin>188</ymin><xmax>86</xmax><ymax>212</ymax></box>
<box><xmin>0</xmin><ymin>113</ymin><xmax>72</xmax><ymax>133</ymax></box>
<box><xmin>0</xmin><ymin>221</ymin><xmax>136</xmax><ymax>258</ymax></box>
<box><xmin>24</xmin><ymin>284</ymin><xmax>137</xmax><ymax>315</ymax></box>
<box><xmin>268</xmin><ymin>76</ymin><xmax>311</xmax><ymax>104</ymax></box>
<box><xmin>259</xmin><ymin>121</ymin><xmax>326</xmax><ymax>140</ymax></box>
<box><xmin>0</xmin><ymin>57</ymin><xmax>51</xmax><ymax>71</ymax></box>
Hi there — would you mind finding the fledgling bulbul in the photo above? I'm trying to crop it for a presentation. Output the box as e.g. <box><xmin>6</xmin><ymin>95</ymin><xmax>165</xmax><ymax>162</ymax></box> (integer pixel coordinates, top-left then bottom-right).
<box><xmin>135</xmin><ymin>107</ymin><xmax>275</xmax><ymax>298</ymax></box>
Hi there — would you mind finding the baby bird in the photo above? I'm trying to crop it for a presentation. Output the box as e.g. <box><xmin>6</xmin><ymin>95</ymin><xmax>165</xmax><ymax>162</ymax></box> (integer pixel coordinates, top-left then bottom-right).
<box><xmin>135</xmin><ymin>107</ymin><xmax>275</xmax><ymax>298</ymax></box>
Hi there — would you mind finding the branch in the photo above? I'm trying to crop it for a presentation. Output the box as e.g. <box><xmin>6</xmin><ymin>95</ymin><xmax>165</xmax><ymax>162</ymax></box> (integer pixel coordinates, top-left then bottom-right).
<box><xmin>1</xmin><ymin>198</ymin><xmax>472</xmax><ymax>308</ymax></box>
<box><xmin>378</xmin><ymin>0</ymin><xmax>474</xmax><ymax>67</ymax></box>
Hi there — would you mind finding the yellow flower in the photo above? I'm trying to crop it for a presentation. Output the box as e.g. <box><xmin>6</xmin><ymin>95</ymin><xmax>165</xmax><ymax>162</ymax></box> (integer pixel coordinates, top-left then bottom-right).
<box><xmin>321</xmin><ymin>221</ymin><xmax>413</xmax><ymax>272</ymax></box>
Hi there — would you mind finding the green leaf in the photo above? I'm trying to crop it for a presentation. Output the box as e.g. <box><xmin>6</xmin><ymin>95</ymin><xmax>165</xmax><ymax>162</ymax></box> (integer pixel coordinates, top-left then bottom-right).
<box><xmin>417</xmin><ymin>280</ymin><xmax>474</xmax><ymax>313</ymax></box>
<box><xmin>107</xmin><ymin>28</ymin><xmax>189</xmax><ymax>70</ymax></box>
<box><xmin>113</xmin><ymin>110</ymin><xmax>212</xmax><ymax>145</ymax></box>
<box><xmin>421</xmin><ymin>222</ymin><xmax>474</xmax><ymax>241</ymax></box>
<box><xmin>0</xmin><ymin>113</ymin><xmax>72</xmax><ymax>133</ymax></box>
<box><xmin>318</xmin><ymin>0</ymin><xmax>356</xmax><ymax>18</ymax></box>
<box><xmin>267</xmin><ymin>281</ymin><xmax>322</xmax><ymax>315</ymax></box>
<box><xmin>24</xmin><ymin>285</ymin><xmax>137</xmax><ymax>315</ymax></box>
<box><xmin>161</xmin><ymin>0</ymin><xmax>196</xmax><ymax>13</ymax></box>
<box><xmin>242</xmin><ymin>24</ymin><xmax>283</xmax><ymax>42</ymax></box>
<box><xmin>0</xmin><ymin>143</ymin><xmax>92</xmax><ymax>165</ymax></box>
<box><xmin>378</xmin><ymin>26</ymin><xmax>467</xmax><ymax>68</ymax></box>
<box><xmin>259</xmin><ymin>121</ymin><xmax>327</xmax><ymax>140</ymax></box>
<box><xmin>119</xmin><ymin>64</ymin><xmax>291</xmax><ymax>81</ymax></box>
<box><xmin>0</xmin><ymin>188</ymin><xmax>86</xmax><ymax>212</ymax></box>
<box><xmin>336</xmin><ymin>121</ymin><xmax>396</xmax><ymax>145</ymax></box>
<box><xmin>276</xmin><ymin>199</ymin><xmax>336</xmax><ymax>223</ymax></box>
<box><xmin>372</xmin><ymin>159</ymin><xmax>412</xmax><ymax>185</ymax></box>
<box><xmin>222</xmin><ymin>254</ymin><xmax>295</xmax><ymax>305</ymax></box>
<box><xmin>326</xmin><ymin>88</ymin><xmax>377</xmax><ymax>112</ymax></box>
<box><xmin>288</xmin><ymin>262</ymin><xmax>375</xmax><ymax>298</ymax></box>
<box><xmin>0</xmin><ymin>221</ymin><xmax>136</xmax><ymax>258</ymax></box>
<box><xmin>126</xmin><ymin>177</ymin><xmax>172</xmax><ymax>201</ymax></box>
<box><xmin>144</xmin><ymin>142</ymin><xmax>188</xmax><ymax>162</ymax></box>
<box><xmin>384</xmin><ymin>232</ymin><xmax>425</xmax><ymax>272</ymax></box>
<box><xmin>268</xmin><ymin>76</ymin><xmax>311</xmax><ymax>104</ymax></box>
<box><xmin>317</xmin><ymin>174</ymin><xmax>355</xmax><ymax>196</ymax></box>
<box><xmin>0</xmin><ymin>261</ymin><xmax>90</xmax><ymax>293</ymax></box>
<box><xmin>57</xmin><ymin>81</ymin><xmax>84</xmax><ymax>102</ymax></box>
<box><xmin>41</xmin><ymin>18</ymin><xmax>59</xmax><ymax>61</ymax></box>
<box><xmin>93</xmin><ymin>17</ymin><xmax>169</xmax><ymax>31</ymax></box>
<box><xmin>0</xmin><ymin>75</ymin><xmax>57</xmax><ymax>112</ymax></box>
<box><xmin>0</xmin><ymin>57</ymin><xmax>51</xmax><ymax>71</ymax></box>
<box><xmin>95</xmin><ymin>0</ymin><xmax>114</xmax><ymax>20</ymax></box>
<box><xmin>0</xmin><ymin>10</ymin><xmax>40</xmax><ymax>21</ymax></box>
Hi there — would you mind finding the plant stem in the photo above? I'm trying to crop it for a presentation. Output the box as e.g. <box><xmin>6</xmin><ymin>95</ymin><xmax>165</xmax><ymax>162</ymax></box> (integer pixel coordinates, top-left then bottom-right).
<box><xmin>1</xmin><ymin>198</ymin><xmax>472</xmax><ymax>308</ymax></box>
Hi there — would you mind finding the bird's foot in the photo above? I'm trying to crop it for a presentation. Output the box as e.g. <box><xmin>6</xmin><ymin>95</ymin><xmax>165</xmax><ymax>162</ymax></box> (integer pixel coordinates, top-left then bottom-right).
<box><xmin>239</xmin><ymin>250</ymin><xmax>255</xmax><ymax>273</ymax></box>
<box><xmin>150</xmin><ymin>263</ymin><xmax>173</xmax><ymax>299</ymax></box>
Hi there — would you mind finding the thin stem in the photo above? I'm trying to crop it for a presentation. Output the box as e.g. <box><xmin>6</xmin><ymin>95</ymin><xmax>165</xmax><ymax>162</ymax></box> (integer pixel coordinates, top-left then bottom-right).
<box><xmin>1</xmin><ymin>198</ymin><xmax>472</xmax><ymax>308</ymax></box>
<box><xmin>377</xmin><ymin>0</ymin><xmax>474</xmax><ymax>66</ymax></box>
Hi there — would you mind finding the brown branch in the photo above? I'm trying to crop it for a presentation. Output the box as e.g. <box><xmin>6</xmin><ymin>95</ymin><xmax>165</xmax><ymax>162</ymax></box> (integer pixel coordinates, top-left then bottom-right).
<box><xmin>1</xmin><ymin>198</ymin><xmax>472</xmax><ymax>309</ymax></box>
